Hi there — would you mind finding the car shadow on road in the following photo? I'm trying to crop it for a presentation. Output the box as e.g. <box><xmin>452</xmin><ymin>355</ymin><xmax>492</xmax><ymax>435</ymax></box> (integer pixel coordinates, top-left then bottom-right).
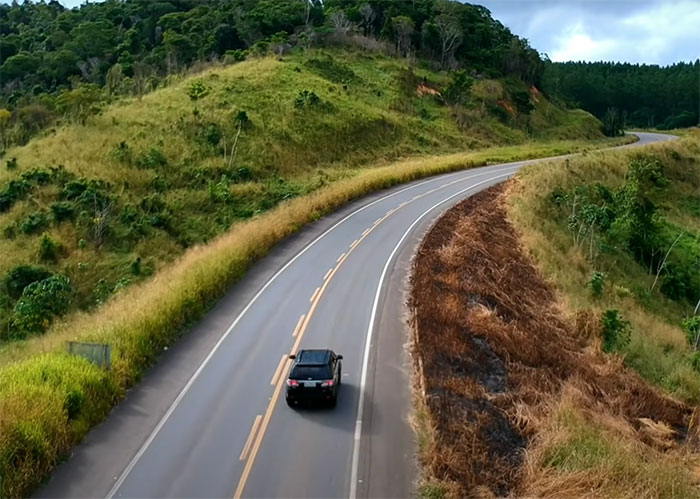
<box><xmin>288</xmin><ymin>382</ymin><xmax>378</xmax><ymax>434</ymax></box>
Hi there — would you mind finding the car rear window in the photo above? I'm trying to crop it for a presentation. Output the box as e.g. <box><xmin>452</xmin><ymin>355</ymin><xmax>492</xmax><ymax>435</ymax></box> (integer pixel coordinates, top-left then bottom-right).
<box><xmin>290</xmin><ymin>365</ymin><xmax>331</xmax><ymax>380</ymax></box>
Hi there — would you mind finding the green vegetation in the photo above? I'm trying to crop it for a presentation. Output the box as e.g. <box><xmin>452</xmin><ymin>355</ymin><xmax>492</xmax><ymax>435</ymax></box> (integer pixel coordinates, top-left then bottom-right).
<box><xmin>543</xmin><ymin>61</ymin><xmax>700</xmax><ymax>131</ymax></box>
<box><xmin>0</xmin><ymin>49</ymin><xmax>610</xmax><ymax>343</ymax></box>
<box><xmin>1</xmin><ymin>0</ymin><xmax>544</xmax><ymax>148</ymax></box>
<box><xmin>0</xmin><ymin>1</ymin><xmax>643</xmax><ymax>496</ymax></box>
<box><xmin>523</xmin><ymin>400</ymin><xmax>700</xmax><ymax>498</ymax></box>
<box><xmin>510</xmin><ymin>133</ymin><xmax>700</xmax><ymax>402</ymax></box>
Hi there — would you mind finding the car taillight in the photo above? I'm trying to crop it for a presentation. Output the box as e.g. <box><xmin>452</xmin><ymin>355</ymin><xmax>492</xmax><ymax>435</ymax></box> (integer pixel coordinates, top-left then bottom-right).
<box><xmin>321</xmin><ymin>380</ymin><xmax>334</xmax><ymax>387</ymax></box>
<box><xmin>287</xmin><ymin>379</ymin><xmax>298</xmax><ymax>387</ymax></box>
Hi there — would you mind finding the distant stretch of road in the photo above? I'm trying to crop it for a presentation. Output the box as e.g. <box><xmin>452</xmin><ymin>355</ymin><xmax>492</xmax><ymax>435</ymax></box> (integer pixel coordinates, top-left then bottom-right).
<box><xmin>37</xmin><ymin>132</ymin><xmax>675</xmax><ymax>499</ymax></box>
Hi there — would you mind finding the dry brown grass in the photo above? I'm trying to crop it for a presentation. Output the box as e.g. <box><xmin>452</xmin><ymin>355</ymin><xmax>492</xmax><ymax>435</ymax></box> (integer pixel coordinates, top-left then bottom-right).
<box><xmin>410</xmin><ymin>184</ymin><xmax>699</xmax><ymax>498</ymax></box>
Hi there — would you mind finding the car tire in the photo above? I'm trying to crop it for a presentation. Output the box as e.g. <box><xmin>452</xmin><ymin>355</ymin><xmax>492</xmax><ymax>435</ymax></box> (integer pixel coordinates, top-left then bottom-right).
<box><xmin>329</xmin><ymin>395</ymin><xmax>337</xmax><ymax>408</ymax></box>
<box><xmin>286</xmin><ymin>398</ymin><xmax>296</xmax><ymax>408</ymax></box>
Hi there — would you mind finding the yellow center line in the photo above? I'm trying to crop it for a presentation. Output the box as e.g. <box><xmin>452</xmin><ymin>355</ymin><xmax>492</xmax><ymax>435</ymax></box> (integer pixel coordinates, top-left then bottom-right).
<box><xmin>292</xmin><ymin>314</ymin><xmax>305</xmax><ymax>337</ymax></box>
<box><xmin>239</xmin><ymin>415</ymin><xmax>262</xmax><ymax>461</ymax></box>
<box><xmin>309</xmin><ymin>286</ymin><xmax>320</xmax><ymax>304</ymax></box>
<box><xmin>374</xmin><ymin>218</ymin><xmax>381</xmax><ymax>225</ymax></box>
<box><xmin>324</xmin><ymin>268</ymin><xmax>333</xmax><ymax>281</ymax></box>
<box><xmin>233</xmin><ymin>170</ymin><xmax>483</xmax><ymax>497</ymax></box>
<box><xmin>269</xmin><ymin>355</ymin><xmax>288</xmax><ymax>386</ymax></box>
<box><xmin>361</xmin><ymin>228</ymin><xmax>370</xmax><ymax>236</ymax></box>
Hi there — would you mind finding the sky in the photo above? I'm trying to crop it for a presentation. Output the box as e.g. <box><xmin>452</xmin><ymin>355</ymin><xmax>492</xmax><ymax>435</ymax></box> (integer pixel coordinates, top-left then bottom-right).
<box><xmin>8</xmin><ymin>0</ymin><xmax>700</xmax><ymax>66</ymax></box>
<box><xmin>475</xmin><ymin>0</ymin><xmax>700</xmax><ymax>65</ymax></box>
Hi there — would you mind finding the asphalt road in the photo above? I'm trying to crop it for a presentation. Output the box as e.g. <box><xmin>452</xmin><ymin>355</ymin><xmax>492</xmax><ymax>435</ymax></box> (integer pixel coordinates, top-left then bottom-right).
<box><xmin>37</xmin><ymin>132</ymin><xmax>675</xmax><ymax>499</ymax></box>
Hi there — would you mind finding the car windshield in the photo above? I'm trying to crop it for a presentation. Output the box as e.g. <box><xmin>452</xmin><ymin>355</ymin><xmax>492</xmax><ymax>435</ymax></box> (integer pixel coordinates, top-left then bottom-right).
<box><xmin>290</xmin><ymin>365</ymin><xmax>331</xmax><ymax>380</ymax></box>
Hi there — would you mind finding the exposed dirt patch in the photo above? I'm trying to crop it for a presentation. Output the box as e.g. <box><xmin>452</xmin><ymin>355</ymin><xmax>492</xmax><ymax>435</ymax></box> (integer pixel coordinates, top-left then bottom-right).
<box><xmin>409</xmin><ymin>183</ymin><xmax>694</xmax><ymax>497</ymax></box>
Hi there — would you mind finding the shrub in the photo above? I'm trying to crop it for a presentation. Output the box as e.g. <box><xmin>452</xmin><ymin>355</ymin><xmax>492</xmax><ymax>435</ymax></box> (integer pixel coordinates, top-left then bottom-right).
<box><xmin>50</xmin><ymin>201</ymin><xmax>75</xmax><ymax>222</ymax></box>
<box><xmin>6</xmin><ymin>157</ymin><xmax>17</xmax><ymax>169</ymax></box>
<box><xmin>682</xmin><ymin>316</ymin><xmax>700</xmax><ymax>350</ymax></box>
<box><xmin>443</xmin><ymin>70</ymin><xmax>474</xmax><ymax>105</ymax></box>
<box><xmin>186</xmin><ymin>80</ymin><xmax>209</xmax><ymax>104</ymax></box>
<box><xmin>0</xmin><ymin>178</ymin><xmax>31</xmax><ymax>212</ymax></box>
<box><xmin>294</xmin><ymin>89</ymin><xmax>322</xmax><ymax>109</ymax></box>
<box><xmin>10</xmin><ymin>275</ymin><xmax>71</xmax><ymax>336</ymax></box>
<box><xmin>38</xmin><ymin>233</ymin><xmax>62</xmax><ymax>263</ymax></box>
<box><xmin>304</xmin><ymin>56</ymin><xmax>356</xmax><ymax>84</ymax></box>
<box><xmin>20</xmin><ymin>211</ymin><xmax>50</xmax><ymax>234</ymax></box>
<box><xmin>223</xmin><ymin>49</ymin><xmax>246</xmax><ymax>64</ymax></box>
<box><xmin>601</xmin><ymin>309</ymin><xmax>631</xmax><ymax>353</ymax></box>
<box><xmin>137</xmin><ymin>148</ymin><xmax>167</xmax><ymax>169</ymax></box>
<box><xmin>203</xmin><ymin>123</ymin><xmax>222</xmax><ymax>147</ymax></box>
<box><xmin>110</xmin><ymin>141</ymin><xmax>132</xmax><ymax>164</ymax></box>
<box><xmin>589</xmin><ymin>271</ymin><xmax>606</xmax><ymax>298</ymax></box>
<box><xmin>4</xmin><ymin>265</ymin><xmax>53</xmax><ymax>300</ymax></box>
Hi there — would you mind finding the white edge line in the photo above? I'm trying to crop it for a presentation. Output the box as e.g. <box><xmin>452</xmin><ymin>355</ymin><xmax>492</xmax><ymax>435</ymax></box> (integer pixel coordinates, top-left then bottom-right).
<box><xmin>348</xmin><ymin>170</ymin><xmax>515</xmax><ymax>499</ymax></box>
<box><xmin>105</xmin><ymin>158</ymin><xmax>520</xmax><ymax>498</ymax></box>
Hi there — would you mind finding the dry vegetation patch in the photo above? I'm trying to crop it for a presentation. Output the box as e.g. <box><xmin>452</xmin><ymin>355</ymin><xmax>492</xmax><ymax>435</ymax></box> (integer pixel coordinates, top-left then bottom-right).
<box><xmin>410</xmin><ymin>184</ymin><xmax>699</xmax><ymax>498</ymax></box>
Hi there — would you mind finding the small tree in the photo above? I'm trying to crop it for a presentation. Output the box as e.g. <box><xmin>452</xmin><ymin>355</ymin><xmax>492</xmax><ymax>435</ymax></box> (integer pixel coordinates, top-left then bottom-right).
<box><xmin>187</xmin><ymin>80</ymin><xmax>209</xmax><ymax>117</ymax></box>
<box><xmin>0</xmin><ymin>108</ymin><xmax>10</xmax><ymax>148</ymax></box>
<box><xmin>435</xmin><ymin>15</ymin><xmax>461</xmax><ymax>68</ymax></box>
<box><xmin>106</xmin><ymin>63</ymin><xmax>124</xmax><ymax>95</ymax></box>
<box><xmin>392</xmin><ymin>16</ymin><xmax>415</xmax><ymax>57</ymax></box>
<box><xmin>359</xmin><ymin>4</ymin><xmax>376</xmax><ymax>36</ymax></box>
<box><xmin>601</xmin><ymin>309</ymin><xmax>631</xmax><ymax>353</ymax></box>
<box><xmin>11</xmin><ymin>275</ymin><xmax>71</xmax><ymax>336</ymax></box>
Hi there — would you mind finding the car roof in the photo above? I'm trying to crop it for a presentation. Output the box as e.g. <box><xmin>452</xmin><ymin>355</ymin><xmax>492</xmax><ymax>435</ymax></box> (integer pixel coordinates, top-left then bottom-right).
<box><xmin>296</xmin><ymin>349</ymin><xmax>333</xmax><ymax>365</ymax></box>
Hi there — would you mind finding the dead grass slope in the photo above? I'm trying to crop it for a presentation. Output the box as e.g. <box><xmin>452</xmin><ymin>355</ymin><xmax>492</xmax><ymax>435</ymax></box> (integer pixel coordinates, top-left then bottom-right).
<box><xmin>410</xmin><ymin>184</ymin><xmax>699</xmax><ymax>498</ymax></box>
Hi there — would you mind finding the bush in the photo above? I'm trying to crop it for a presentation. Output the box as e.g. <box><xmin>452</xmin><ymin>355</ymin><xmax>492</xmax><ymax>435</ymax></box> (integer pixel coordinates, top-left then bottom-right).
<box><xmin>137</xmin><ymin>148</ymin><xmax>167</xmax><ymax>169</ymax></box>
<box><xmin>304</xmin><ymin>56</ymin><xmax>356</xmax><ymax>84</ymax></box>
<box><xmin>20</xmin><ymin>211</ymin><xmax>50</xmax><ymax>234</ymax></box>
<box><xmin>4</xmin><ymin>265</ymin><xmax>53</xmax><ymax>300</ymax></box>
<box><xmin>224</xmin><ymin>49</ymin><xmax>246</xmax><ymax>64</ymax></box>
<box><xmin>10</xmin><ymin>275</ymin><xmax>71</xmax><ymax>336</ymax></box>
<box><xmin>294</xmin><ymin>89</ymin><xmax>323</xmax><ymax>109</ymax></box>
<box><xmin>38</xmin><ymin>233</ymin><xmax>62</xmax><ymax>263</ymax></box>
<box><xmin>6</xmin><ymin>157</ymin><xmax>17</xmax><ymax>170</ymax></box>
<box><xmin>444</xmin><ymin>70</ymin><xmax>474</xmax><ymax>105</ymax></box>
<box><xmin>589</xmin><ymin>271</ymin><xmax>606</xmax><ymax>298</ymax></box>
<box><xmin>682</xmin><ymin>316</ymin><xmax>700</xmax><ymax>350</ymax></box>
<box><xmin>0</xmin><ymin>178</ymin><xmax>31</xmax><ymax>212</ymax></box>
<box><xmin>110</xmin><ymin>141</ymin><xmax>132</xmax><ymax>164</ymax></box>
<box><xmin>50</xmin><ymin>201</ymin><xmax>75</xmax><ymax>222</ymax></box>
<box><xmin>601</xmin><ymin>309</ymin><xmax>631</xmax><ymax>353</ymax></box>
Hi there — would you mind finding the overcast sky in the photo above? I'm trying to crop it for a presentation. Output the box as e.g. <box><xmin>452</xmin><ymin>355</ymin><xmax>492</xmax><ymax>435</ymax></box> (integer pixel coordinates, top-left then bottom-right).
<box><xmin>476</xmin><ymin>0</ymin><xmax>700</xmax><ymax>65</ymax></box>
<box><xmin>9</xmin><ymin>0</ymin><xmax>700</xmax><ymax>65</ymax></box>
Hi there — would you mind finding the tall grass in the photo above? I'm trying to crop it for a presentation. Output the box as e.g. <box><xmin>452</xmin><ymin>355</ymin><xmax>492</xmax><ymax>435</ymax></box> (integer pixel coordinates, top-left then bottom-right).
<box><xmin>508</xmin><ymin>132</ymin><xmax>700</xmax><ymax>403</ymax></box>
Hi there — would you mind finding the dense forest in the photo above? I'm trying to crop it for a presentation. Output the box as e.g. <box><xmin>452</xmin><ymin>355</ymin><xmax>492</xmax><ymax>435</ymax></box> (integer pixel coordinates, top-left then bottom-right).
<box><xmin>0</xmin><ymin>0</ymin><xmax>543</xmax><ymax>148</ymax></box>
<box><xmin>542</xmin><ymin>60</ymin><xmax>700</xmax><ymax>130</ymax></box>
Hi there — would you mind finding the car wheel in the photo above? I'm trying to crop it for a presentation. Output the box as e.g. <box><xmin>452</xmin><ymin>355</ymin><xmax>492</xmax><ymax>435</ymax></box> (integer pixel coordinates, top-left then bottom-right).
<box><xmin>329</xmin><ymin>395</ymin><xmax>337</xmax><ymax>408</ymax></box>
<box><xmin>286</xmin><ymin>398</ymin><xmax>296</xmax><ymax>408</ymax></box>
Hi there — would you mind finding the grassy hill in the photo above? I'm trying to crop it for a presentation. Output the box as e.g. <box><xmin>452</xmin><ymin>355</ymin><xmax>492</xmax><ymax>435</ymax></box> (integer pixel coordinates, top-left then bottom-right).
<box><xmin>503</xmin><ymin>133</ymin><xmax>700</xmax><ymax>497</ymax></box>
<box><xmin>0</xmin><ymin>48</ymin><xmax>605</xmax><ymax>339</ymax></box>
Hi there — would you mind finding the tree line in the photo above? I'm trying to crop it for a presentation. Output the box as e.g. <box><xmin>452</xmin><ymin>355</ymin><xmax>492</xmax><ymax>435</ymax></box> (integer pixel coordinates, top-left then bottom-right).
<box><xmin>542</xmin><ymin>60</ymin><xmax>700</xmax><ymax>130</ymax></box>
<box><xmin>0</xmin><ymin>0</ymin><xmax>543</xmax><ymax>148</ymax></box>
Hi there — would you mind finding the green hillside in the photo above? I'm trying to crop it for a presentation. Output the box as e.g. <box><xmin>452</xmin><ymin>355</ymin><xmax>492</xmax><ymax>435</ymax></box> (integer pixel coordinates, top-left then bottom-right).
<box><xmin>0</xmin><ymin>49</ymin><xmax>606</xmax><ymax>339</ymax></box>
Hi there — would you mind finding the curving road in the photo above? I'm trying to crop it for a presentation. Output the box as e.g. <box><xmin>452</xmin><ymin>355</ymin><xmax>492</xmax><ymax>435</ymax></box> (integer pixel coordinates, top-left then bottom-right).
<box><xmin>37</xmin><ymin>132</ymin><xmax>675</xmax><ymax>499</ymax></box>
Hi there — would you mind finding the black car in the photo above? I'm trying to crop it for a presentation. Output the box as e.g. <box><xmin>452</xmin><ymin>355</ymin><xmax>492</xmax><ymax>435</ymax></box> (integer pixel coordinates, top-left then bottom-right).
<box><xmin>285</xmin><ymin>349</ymin><xmax>342</xmax><ymax>408</ymax></box>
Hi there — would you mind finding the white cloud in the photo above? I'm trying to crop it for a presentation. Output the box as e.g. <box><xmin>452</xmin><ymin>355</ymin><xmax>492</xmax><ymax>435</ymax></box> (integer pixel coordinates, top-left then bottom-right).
<box><xmin>476</xmin><ymin>0</ymin><xmax>700</xmax><ymax>65</ymax></box>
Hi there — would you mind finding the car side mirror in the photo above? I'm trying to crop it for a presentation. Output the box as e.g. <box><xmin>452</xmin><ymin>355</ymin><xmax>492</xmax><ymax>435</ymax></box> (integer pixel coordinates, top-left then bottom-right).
<box><xmin>337</xmin><ymin>355</ymin><xmax>343</xmax><ymax>360</ymax></box>
<box><xmin>289</xmin><ymin>354</ymin><xmax>296</xmax><ymax>359</ymax></box>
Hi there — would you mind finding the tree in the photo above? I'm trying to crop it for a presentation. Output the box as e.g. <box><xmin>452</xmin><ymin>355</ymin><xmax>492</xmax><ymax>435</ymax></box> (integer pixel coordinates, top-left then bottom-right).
<box><xmin>392</xmin><ymin>16</ymin><xmax>414</xmax><ymax>57</ymax></box>
<box><xmin>105</xmin><ymin>63</ymin><xmax>124</xmax><ymax>95</ymax></box>
<box><xmin>329</xmin><ymin>10</ymin><xmax>352</xmax><ymax>37</ymax></box>
<box><xmin>11</xmin><ymin>275</ymin><xmax>72</xmax><ymax>336</ymax></box>
<box><xmin>359</xmin><ymin>4</ymin><xmax>376</xmax><ymax>36</ymax></box>
<box><xmin>0</xmin><ymin>108</ymin><xmax>10</xmax><ymax>149</ymax></box>
<box><xmin>132</xmin><ymin>62</ymin><xmax>153</xmax><ymax>100</ymax></box>
<box><xmin>434</xmin><ymin>15</ymin><xmax>461</xmax><ymax>68</ymax></box>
